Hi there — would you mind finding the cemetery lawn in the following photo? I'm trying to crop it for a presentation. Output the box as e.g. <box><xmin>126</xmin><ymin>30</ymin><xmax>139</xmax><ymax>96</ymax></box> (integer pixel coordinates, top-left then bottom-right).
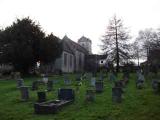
<box><xmin>0</xmin><ymin>73</ymin><xmax>160</xmax><ymax>120</ymax></box>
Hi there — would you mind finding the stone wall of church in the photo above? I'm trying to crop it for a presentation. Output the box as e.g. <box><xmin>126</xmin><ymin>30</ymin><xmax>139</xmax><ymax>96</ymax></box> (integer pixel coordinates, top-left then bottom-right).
<box><xmin>61</xmin><ymin>51</ymin><xmax>74</xmax><ymax>73</ymax></box>
<box><xmin>75</xmin><ymin>50</ymin><xmax>85</xmax><ymax>72</ymax></box>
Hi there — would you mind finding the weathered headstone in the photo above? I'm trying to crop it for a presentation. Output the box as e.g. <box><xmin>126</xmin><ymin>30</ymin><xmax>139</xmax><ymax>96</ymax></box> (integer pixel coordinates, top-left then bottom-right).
<box><xmin>86</xmin><ymin>89</ymin><xmax>95</xmax><ymax>102</ymax></box>
<box><xmin>91</xmin><ymin>77</ymin><xmax>96</xmax><ymax>86</ymax></box>
<box><xmin>17</xmin><ymin>78</ymin><xmax>24</xmax><ymax>88</ymax></box>
<box><xmin>47</xmin><ymin>80</ymin><xmax>53</xmax><ymax>91</ymax></box>
<box><xmin>112</xmin><ymin>87</ymin><xmax>123</xmax><ymax>103</ymax></box>
<box><xmin>20</xmin><ymin>86</ymin><xmax>29</xmax><ymax>101</ymax></box>
<box><xmin>37</xmin><ymin>91</ymin><xmax>46</xmax><ymax>103</ymax></box>
<box><xmin>95</xmin><ymin>81</ymin><xmax>104</xmax><ymax>92</ymax></box>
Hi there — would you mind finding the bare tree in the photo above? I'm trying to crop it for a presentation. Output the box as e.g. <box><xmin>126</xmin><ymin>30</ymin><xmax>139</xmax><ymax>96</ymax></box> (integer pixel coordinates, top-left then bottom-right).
<box><xmin>135</xmin><ymin>28</ymin><xmax>159</xmax><ymax>74</ymax></box>
<box><xmin>101</xmin><ymin>15</ymin><xmax>131</xmax><ymax>72</ymax></box>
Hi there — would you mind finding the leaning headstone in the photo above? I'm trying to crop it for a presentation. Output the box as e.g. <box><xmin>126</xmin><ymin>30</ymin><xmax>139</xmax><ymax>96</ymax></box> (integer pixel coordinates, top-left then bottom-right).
<box><xmin>17</xmin><ymin>78</ymin><xmax>24</xmax><ymax>88</ymax></box>
<box><xmin>37</xmin><ymin>91</ymin><xmax>46</xmax><ymax>103</ymax></box>
<box><xmin>95</xmin><ymin>81</ymin><xmax>104</xmax><ymax>92</ymax></box>
<box><xmin>20</xmin><ymin>86</ymin><xmax>29</xmax><ymax>101</ymax></box>
<box><xmin>112</xmin><ymin>87</ymin><xmax>123</xmax><ymax>103</ymax></box>
<box><xmin>86</xmin><ymin>89</ymin><xmax>95</xmax><ymax>102</ymax></box>
<box><xmin>47</xmin><ymin>80</ymin><xmax>53</xmax><ymax>91</ymax></box>
<box><xmin>91</xmin><ymin>77</ymin><xmax>96</xmax><ymax>86</ymax></box>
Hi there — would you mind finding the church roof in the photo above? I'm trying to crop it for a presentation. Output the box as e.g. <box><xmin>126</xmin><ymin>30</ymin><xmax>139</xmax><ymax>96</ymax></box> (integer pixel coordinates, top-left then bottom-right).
<box><xmin>78</xmin><ymin>36</ymin><xmax>92</xmax><ymax>43</ymax></box>
<box><xmin>61</xmin><ymin>35</ymin><xmax>89</xmax><ymax>54</ymax></box>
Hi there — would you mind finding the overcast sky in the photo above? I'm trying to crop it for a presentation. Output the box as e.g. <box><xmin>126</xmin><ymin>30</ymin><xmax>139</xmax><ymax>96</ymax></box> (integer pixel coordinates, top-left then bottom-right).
<box><xmin>0</xmin><ymin>0</ymin><xmax>160</xmax><ymax>54</ymax></box>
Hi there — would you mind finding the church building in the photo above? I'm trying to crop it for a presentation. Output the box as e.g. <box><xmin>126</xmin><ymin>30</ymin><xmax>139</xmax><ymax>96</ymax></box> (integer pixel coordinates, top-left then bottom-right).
<box><xmin>54</xmin><ymin>35</ymin><xmax>92</xmax><ymax>73</ymax></box>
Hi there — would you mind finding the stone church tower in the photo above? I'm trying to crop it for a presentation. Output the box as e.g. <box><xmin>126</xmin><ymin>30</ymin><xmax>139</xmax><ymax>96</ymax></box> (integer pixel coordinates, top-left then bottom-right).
<box><xmin>78</xmin><ymin>36</ymin><xmax>92</xmax><ymax>54</ymax></box>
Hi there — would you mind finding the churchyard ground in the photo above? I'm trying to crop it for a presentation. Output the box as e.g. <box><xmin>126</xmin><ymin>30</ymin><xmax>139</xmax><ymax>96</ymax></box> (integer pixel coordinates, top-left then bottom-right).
<box><xmin>0</xmin><ymin>73</ymin><xmax>160</xmax><ymax>120</ymax></box>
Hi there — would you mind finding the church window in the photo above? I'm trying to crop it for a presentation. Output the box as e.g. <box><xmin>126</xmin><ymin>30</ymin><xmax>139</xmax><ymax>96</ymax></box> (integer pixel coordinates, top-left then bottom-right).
<box><xmin>70</xmin><ymin>55</ymin><xmax>73</xmax><ymax>67</ymax></box>
<box><xmin>64</xmin><ymin>53</ymin><xmax>67</xmax><ymax>67</ymax></box>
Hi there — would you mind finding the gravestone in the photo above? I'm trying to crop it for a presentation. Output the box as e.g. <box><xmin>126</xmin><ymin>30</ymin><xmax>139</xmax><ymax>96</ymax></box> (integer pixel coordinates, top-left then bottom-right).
<box><xmin>86</xmin><ymin>73</ymin><xmax>92</xmax><ymax>80</ymax></box>
<box><xmin>109</xmin><ymin>72</ymin><xmax>116</xmax><ymax>82</ymax></box>
<box><xmin>17</xmin><ymin>78</ymin><xmax>24</xmax><ymax>88</ymax></box>
<box><xmin>58</xmin><ymin>88</ymin><xmax>75</xmax><ymax>100</ymax></box>
<box><xmin>86</xmin><ymin>89</ymin><xmax>95</xmax><ymax>101</ymax></box>
<box><xmin>136</xmin><ymin>73</ymin><xmax>145</xmax><ymax>89</ymax></box>
<box><xmin>114</xmin><ymin>81</ymin><xmax>123</xmax><ymax>88</ymax></box>
<box><xmin>34</xmin><ymin>89</ymin><xmax>75</xmax><ymax>114</ymax></box>
<box><xmin>91</xmin><ymin>77</ymin><xmax>96</xmax><ymax>86</ymax></box>
<box><xmin>32</xmin><ymin>81</ymin><xmax>38</xmax><ymax>90</ymax></box>
<box><xmin>95</xmin><ymin>81</ymin><xmax>104</xmax><ymax>92</ymax></box>
<box><xmin>42</xmin><ymin>75</ymin><xmax>48</xmax><ymax>84</ymax></box>
<box><xmin>37</xmin><ymin>91</ymin><xmax>46</xmax><ymax>103</ymax></box>
<box><xmin>47</xmin><ymin>80</ymin><xmax>53</xmax><ymax>91</ymax></box>
<box><xmin>64</xmin><ymin>74</ymin><xmax>71</xmax><ymax>85</ymax></box>
<box><xmin>0</xmin><ymin>73</ymin><xmax>2</xmax><ymax>79</ymax></box>
<box><xmin>14</xmin><ymin>72</ymin><xmax>21</xmax><ymax>79</ymax></box>
<box><xmin>20</xmin><ymin>86</ymin><xmax>29</xmax><ymax>101</ymax></box>
<box><xmin>112</xmin><ymin>87</ymin><xmax>123</xmax><ymax>103</ymax></box>
<box><xmin>64</xmin><ymin>78</ymin><xmax>71</xmax><ymax>85</ymax></box>
<box><xmin>152</xmin><ymin>80</ymin><xmax>160</xmax><ymax>94</ymax></box>
<box><xmin>76</xmin><ymin>74</ymin><xmax>81</xmax><ymax>82</ymax></box>
<box><xmin>99</xmin><ymin>75</ymin><xmax>103</xmax><ymax>81</ymax></box>
<box><xmin>53</xmin><ymin>79</ymin><xmax>59</xmax><ymax>84</ymax></box>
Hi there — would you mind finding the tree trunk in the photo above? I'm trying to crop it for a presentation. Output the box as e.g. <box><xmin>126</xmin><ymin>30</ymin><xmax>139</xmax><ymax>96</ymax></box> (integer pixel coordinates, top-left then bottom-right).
<box><xmin>137</xmin><ymin>49</ymin><xmax>140</xmax><ymax>67</ymax></box>
<box><xmin>115</xmin><ymin>27</ymin><xmax>119</xmax><ymax>73</ymax></box>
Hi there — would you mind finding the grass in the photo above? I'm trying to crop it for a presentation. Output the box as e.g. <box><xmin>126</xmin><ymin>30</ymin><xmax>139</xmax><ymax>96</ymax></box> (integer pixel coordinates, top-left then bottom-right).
<box><xmin>0</xmin><ymin>73</ymin><xmax>160</xmax><ymax>120</ymax></box>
